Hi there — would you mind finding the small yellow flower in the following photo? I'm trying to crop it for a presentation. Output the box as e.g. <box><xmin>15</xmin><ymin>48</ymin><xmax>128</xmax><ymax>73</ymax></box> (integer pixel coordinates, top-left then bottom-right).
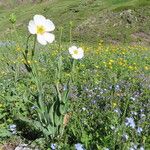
<box><xmin>108</xmin><ymin>62</ymin><xmax>112</xmax><ymax>66</ymax></box>
<box><xmin>112</xmin><ymin>102</ymin><xmax>117</xmax><ymax>108</ymax></box>
<box><xmin>28</xmin><ymin>60</ymin><xmax>31</xmax><ymax>64</ymax></box>
<box><xmin>134</xmin><ymin>66</ymin><xmax>137</xmax><ymax>71</ymax></box>
<box><xmin>16</xmin><ymin>46</ymin><xmax>21</xmax><ymax>51</ymax></box>
<box><xmin>128</xmin><ymin>66</ymin><xmax>133</xmax><ymax>70</ymax></box>
<box><xmin>109</xmin><ymin>59</ymin><xmax>114</xmax><ymax>63</ymax></box>
<box><xmin>81</xmin><ymin>64</ymin><xmax>85</xmax><ymax>68</ymax></box>
<box><xmin>66</xmin><ymin>73</ymin><xmax>71</xmax><ymax>77</ymax></box>
<box><xmin>106</xmin><ymin>49</ymin><xmax>109</xmax><ymax>52</ymax></box>
<box><xmin>144</xmin><ymin>66</ymin><xmax>149</xmax><ymax>70</ymax></box>
<box><xmin>1</xmin><ymin>71</ymin><xmax>5</xmax><ymax>75</ymax></box>
<box><xmin>118</xmin><ymin>62</ymin><xmax>123</xmax><ymax>66</ymax></box>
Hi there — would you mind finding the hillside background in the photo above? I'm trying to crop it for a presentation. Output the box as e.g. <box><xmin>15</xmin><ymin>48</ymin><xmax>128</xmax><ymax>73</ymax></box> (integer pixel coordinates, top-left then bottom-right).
<box><xmin>0</xmin><ymin>0</ymin><xmax>150</xmax><ymax>45</ymax></box>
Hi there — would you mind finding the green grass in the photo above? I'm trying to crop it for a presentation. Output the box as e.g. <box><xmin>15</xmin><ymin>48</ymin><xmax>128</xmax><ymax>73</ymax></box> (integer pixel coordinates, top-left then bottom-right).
<box><xmin>0</xmin><ymin>41</ymin><xmax>150</xmax><ymax>149</ymax></box>
<box><xmin>0</xmin><ymin>1</ymin><xmax>150</xmax><ymax>149</ymax></box>
<box><xmin>0</xmin><ymin>0</ymin><xmax>150</xmax><ymax>45</ymax></box>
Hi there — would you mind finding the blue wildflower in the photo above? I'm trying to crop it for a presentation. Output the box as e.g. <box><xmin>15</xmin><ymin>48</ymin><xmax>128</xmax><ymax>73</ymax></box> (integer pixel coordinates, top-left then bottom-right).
<box><xmin>137</xmin><ymin>127</ymin><xmax>143</xmax><ymax>134</ymax></box>
<box><xmin>31</xmin><ymin>105</ymin><xmax>37</xmax><ymax>110</ymax></box>
<box><xmin>129</xmin><ymin>143</ymin><xmax>137</xmax><ymax>150</ymax></box>
<box><xmin>9</xmin><ymin>124</ymin><xmax>17</xmax><ymax>134</ymax></box>
<box><xmin>75</xmin><ymin>143</ymin><xmax>85</xmax><ymax>150</ymax></box>
<box><xmin>140</xmin><ymin>147</ymin><xmax>144</xmax><ymax>150</ymax></box>
<box><xmin>125</xmin><ymin>117</ymin><xmax>135</xmax><ymax>128</ymax></box>
<box><xmin>115</xmin><ymin>85</ymin><xmax>120</xmax><ymax>91</ymax></box>
<box><xmin>51</xmin><ymin>143</ymin><xmax>56</xmax><ymax>150</ymax></box>
<box><xmin>103</xmin><ymin>148</ymin><xmax>109</xmax><ymax>150</ymax></box>
<box><xmin>122</xmin><ymin>133</ymin><xmax>129</xmax><ymax>141</ymax></box>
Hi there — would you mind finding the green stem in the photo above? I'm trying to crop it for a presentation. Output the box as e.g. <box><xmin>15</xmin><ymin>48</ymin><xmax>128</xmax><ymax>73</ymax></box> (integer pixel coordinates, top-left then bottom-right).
<box><xmin>22</xmin><ymin>34</ymin><xmax>32</xmax><ymax>72</ymax></box>
<box><xmin>31</xmin><ymin>35</ymin><xmax>36</xmax><ymax>60</ymax></box>
<box><xmin>31</xmin><ymin>65</ymin><xmax>48</xmax><ymax>125</ymax></box>
<box><xmin>69</xmin><ymin>21</ymin><xmax>73</xmax><ymax>45</ymax></box>
<box><xmin>12</xmin><ymin>24</ymin><xmax>20</xmax><ymax>82</ymax></box>
<box><xmin>59</xmin><ymin>27</ymin><xmax>63</xmax><ymax>52</ymax></box>
<box><xmin>25</xmin><ymin>34</ymin><xmax>32</xmax><ymax>59</ymax></box>
<box><xmin>122</xmin><ymin>97</ymin><xmax>130</xmax><ymax>121</ymax></box>
<box><xmin>71</xmin><ymin>59</ymin><xmax>76</xmax><ymax>82</ymax></box>
<box><xmin>13</xmin><ymin>24</ymin><xmax>20</xmax><ymax>44</ymax></box>
<box><xmin>32</xmin><ymin>65</ymin><xmax>43</xmax><ymax>109</ymax></box>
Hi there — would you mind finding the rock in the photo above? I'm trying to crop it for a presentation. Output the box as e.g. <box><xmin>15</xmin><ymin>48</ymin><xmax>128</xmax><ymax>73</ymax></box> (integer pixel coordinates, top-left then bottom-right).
<box><xmin>15</xmin><ymin>144</ymin><xmax>40</xmax><ymax>150</ymax></box>
<box><xmin>15</xmin><ymin>144</ymin><xmax>31</xmax><ymax>150</ymax></box>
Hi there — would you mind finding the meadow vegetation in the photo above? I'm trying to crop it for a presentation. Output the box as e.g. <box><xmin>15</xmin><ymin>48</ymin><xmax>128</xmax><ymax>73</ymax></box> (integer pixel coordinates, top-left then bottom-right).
<box><xmin>0</xmin><ymin>0</ymin><xmax>150</xmax><ymax>150</ymax></box>
<box><xmin>0</xmin><ymin>0</ymin><xmax>150</xmax><ymax>44</ymax></box>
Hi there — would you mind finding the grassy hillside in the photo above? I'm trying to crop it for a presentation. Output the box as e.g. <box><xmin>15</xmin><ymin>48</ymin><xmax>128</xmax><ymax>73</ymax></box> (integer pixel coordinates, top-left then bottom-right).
<box><xmin>0</xmin><ymin>1</ymin><xmax>150</xmax><ymax>149</ymax></box>
<box><xmin>0</xmin><ymin>0</ymin><xmax>150</xmax><ymax>45</ymax></box>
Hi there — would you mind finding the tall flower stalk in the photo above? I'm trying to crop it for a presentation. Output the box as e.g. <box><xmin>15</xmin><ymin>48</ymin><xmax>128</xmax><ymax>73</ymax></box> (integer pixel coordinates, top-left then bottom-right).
<box><xmin>18</xmin><ymin>14</ymin><xmax>84</xmax><ymax>142</ymax></box>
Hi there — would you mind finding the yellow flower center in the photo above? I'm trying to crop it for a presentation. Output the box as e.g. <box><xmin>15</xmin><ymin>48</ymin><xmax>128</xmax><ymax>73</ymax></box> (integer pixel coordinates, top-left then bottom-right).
<box><xmin>36</xmin><ymin>25</ymin><xmax>45</xmax><ymax>35</ymax></box>
<box><xmin>73</xmin><ymin>50</ymin><xmax>78</xmax><ymax>55</ymax></box>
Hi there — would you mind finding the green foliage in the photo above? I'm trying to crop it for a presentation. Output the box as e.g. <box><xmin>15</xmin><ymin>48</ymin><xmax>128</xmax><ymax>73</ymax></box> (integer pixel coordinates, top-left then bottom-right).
<box><xmin>0</xmin><ymin>40</ymin><xmax>150</xmax><ymax>148</ymax></box>
<box><xmin>9</xmin><ymin>13</ymin><xmax>16</xmax><ymax>24</ymax></box>
<box><xmin>0</xmin><ymin>1</ymin><xmax>150</xmax><ymax>149</ymax></box>
<box><xmin>0</xmin><ymin>0</ymin><xmax>150</xmax><ymax>45</ymax></box>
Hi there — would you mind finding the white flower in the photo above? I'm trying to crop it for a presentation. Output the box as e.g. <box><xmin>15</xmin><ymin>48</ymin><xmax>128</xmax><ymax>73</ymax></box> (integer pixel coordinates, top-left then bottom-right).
<box><xmin>28</xmin><ymin>14</ymin><xmax>55</xmax><ymax>45</ymax></box>
<box><xmin>82</xmin><ymin>107</ymin><xmax>86</xmax><ymax>111</ymax></box>
<box><xmin>69</xmin><ymin>46</ymin><xmax>84</xmax><ymax>59</ymax></box>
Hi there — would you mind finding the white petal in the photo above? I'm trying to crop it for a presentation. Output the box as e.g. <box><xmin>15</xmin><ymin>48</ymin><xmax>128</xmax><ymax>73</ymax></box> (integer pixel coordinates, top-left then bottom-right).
<box><xmin>78</xmin><ymin>52</ymin><xmax>84</xmax><ymax>58</ymax></box>
<box><xmin>34</xmin><ymin>15</ymin><xmax>46</xmax><ymax>25</ymax></box>
<box><xmin>78</xmin><ymin>48</ymin><xmax>84</xmax><ymax>53</ymax></box>
<box><xmin>78</xmin><ymin>52</ymin><xmax>84</xmax><ymax>59</ymax></box>
<box><xmin>72</xmin><ymin>54</ymin><xmax>79</xmax><ymax>59</ymax></box>
<box><xmin>69</xmin><ymin>46</ymin><xmax>77</xmax><ymax>54</ymax></box>
<box><xmin>72</xmin><ymin>51</ymin><xmax>84</xmax><ymax>60</ymax></box>
<box><xmin>28</xmin><ymin>20</ymin><xmax>36</xmax><ymax>34</ymax></box>
<box><xmin>77</xmin><ymin>48</ymin><xmax>84</xmax><ymax>58</ymax></box>
<box><xmin>45</xmin><ymin>19</ymin><xmax>55</xmax><ymax>32</ymax></box>
<box><xmin>37</xmin><ymin>35</ymin><xmax>47</xmax><ymax>45</ymax></box>
<box><xmin>43</xmin><ymin>32</ymin><xmax>55</xmax><ymax>43</ymax></box>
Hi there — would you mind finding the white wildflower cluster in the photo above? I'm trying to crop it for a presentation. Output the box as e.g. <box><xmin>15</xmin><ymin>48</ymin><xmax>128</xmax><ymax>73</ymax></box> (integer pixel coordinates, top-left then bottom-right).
<box><xmin>28</xmin><ymin>15</ymin><xmax>84</xmax><ymax>59</ymax></box>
